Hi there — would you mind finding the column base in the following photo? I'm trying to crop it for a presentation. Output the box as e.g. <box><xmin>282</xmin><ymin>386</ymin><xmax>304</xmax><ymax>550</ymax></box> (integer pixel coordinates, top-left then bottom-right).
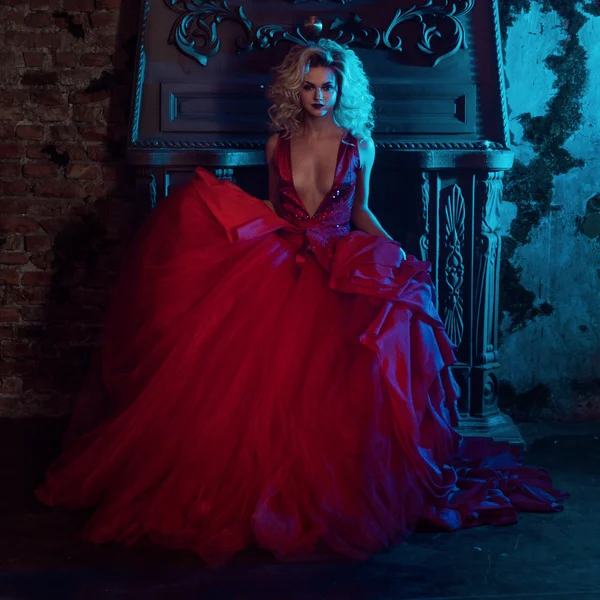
<box><xmin>456</xmin><ymin>412</ymin><xmax>524</xmax><ymax>447</ymax></box>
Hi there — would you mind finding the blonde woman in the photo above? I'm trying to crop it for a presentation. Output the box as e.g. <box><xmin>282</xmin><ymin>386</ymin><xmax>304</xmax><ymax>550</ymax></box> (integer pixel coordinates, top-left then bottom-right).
<box><xmin>37</xmin><ymin>40</ymin><xmax>566</xmax><ymax>567</ymax></box>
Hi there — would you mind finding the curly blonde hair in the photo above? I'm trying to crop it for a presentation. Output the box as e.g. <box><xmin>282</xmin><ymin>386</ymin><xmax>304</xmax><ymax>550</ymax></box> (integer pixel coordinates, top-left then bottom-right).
<box><xmin>267</xmin><ymin>39</ymin><xmax>375</xmax><ymax>140</ymax></box>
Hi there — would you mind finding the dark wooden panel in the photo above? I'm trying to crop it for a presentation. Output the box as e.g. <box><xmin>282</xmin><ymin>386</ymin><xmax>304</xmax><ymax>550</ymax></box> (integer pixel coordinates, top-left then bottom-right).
<box><xmin>161</xmin><ymin>83</ymin><xmax>271</xmax><ymax>134</ymax></box>
<box><xmin>373</xmin><ymin>84</ymin><xmax>475</xmax><ymax>134</ymax></box>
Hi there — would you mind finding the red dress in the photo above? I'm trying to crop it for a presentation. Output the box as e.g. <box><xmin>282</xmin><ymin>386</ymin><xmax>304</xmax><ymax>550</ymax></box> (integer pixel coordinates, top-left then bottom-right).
<box><xmin>36</xmin><ymin>131</ymin><xmax>566</xmax><ymax>567</ymax></box>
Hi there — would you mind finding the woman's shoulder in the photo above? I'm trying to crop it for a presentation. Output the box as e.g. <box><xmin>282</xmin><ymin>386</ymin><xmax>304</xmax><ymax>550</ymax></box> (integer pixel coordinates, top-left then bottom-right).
<box><xmin>265</xmin><ymin>132</ymin><xmax>282</xmax><ymax>164</ymax></box>
<box><xmin>353</xmin><ymin>135</ymin><xmax>375</xmax><ymax>170</ymax></box>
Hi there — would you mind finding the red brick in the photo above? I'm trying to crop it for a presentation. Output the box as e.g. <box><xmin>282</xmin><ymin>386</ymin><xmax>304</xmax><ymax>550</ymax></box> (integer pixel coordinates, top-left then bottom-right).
<box><xmin>55</xmin><ymin>12</ymin><xmax>86</xmax><ymax>33</ymax></box>
<box><xmin>58</xmin><ymin>70</ymin><xmax>92</xmax><ymax>88</ymax></box>
<box><xmin>50</xmin><ymin>125</ymin><xmax>79</xmax><ymax>141</ymax></box>
<box><xmin>0</xmin><ymin>200</ymin><xmax>28</xmax><ymax>214</ymax></box>
<box><xmin>72</xmin><ymin>104</ymin><xmax>103</xmax><ymax>122</ymax></box>
<box><xmin>70</xmin><ymin>89</ymin><xmax>110</xmax><ymax>104</ymax></box>
<box><xmin>53</xmin><ymin>52</ymin><xmax>78</xmax><ymax>67</ymax></box>
<box><xmin>85</xmin><ymin>144</ymin><xmax>111</xmax><ymax>161</ymax></box>
<box><xmin>16</xmin><ymin>125</ymin><xmax>44</xmax><ymax>140</ymax></box>
<box><xmin>95</xmin><ymin>0</ymin><xmax>121</xmax><ymax>8</ymax></box>
<box><xmin>0</xmin><ymin>124</ymin><xmax>15</xmax><ymax>139</ymax></box>
<box><xmin>0</xmin><ymin>52</ymin><xmax>16</xmax><ymax>67</ymax></box>
<box><xmin>23</xmin><ymin>163</ymin><xmax>59</xmax><ymax>178</ymax></box>
<box><xmin>64</xmin><ymin>0</ymin><xmax>94</xmax><ymax>10</ymax></box>
<box><xmin>26</xmin><ymin>145</ymin><xmax>52</xmax><ymax>160</ymax></box>
<box><xmin>25</xmin><ymin>201</ymin><xmax>60</xmax><ymax>219</ymax></box>
<box><xmin>0</xmin><ymin>90</ymin><xmax>30</xmax><ymax>105</ymax></box>
<box><xmin>67</xmin><ymin>163</ymin><xmax>100</xmax><ymax>179</ymax></box>
<box><xmin>0</xmin><ymin>309</ymin><xmax>19</xmax><ymax>323</ymax></box>
<box><xmin>23</xmin><ymin>52</ymin><xmax>45</xmax><ymax>67</ymax></box>
<box><xmin>0</xmin><ymin>252</ymin><xmax>28</xmax><ymax>265</ymax></box>
<box><xmin>25</xmin><ymin>12</ymin><xmax>53</xmax><ymax>27</ymax></box>
<box><xmin>0</xmin><ymin>234</ymin><xmax>23</xmax><ymax>251</ymax></box>
<box><xmin>80</xmin><ymin>52</ymin><xmax>111</xmax><ymax>67</ymax></box>
<box><xmin>33</xmin><ymin>181</ymin><xmax>78</xmax><ymax>198</ymax></box>
<box><xmin>0</xmin><ymin>361</ymin><xmax>36</xmax><ymax>377</ymax></box>
<box><xmin>0</xmin><ymin>327</ymin><xmax>13</xmax><ymax>340</ymax></box>
<box><xmin>4</xmin><ymin>9</ymin><xmax>24</xmax><ymax>25</ymax></box>
<box><xmin>29</xmin><ymin>0</ymin><xmax>61</xmax><ymax>9</ymax></box>
<box><xmin>94</xmin><ymin>33</ymin><xmax>117</xmax><ymax>48</ymax></box>
<box><xmin>4</xmin><ymin>286</ymin><xmax>47</xmax><ymax>306</ymax></box>
<box><xmin>0</xmin><ymin>143</ymin><xmax>23</xmax><ymax>159</ymax></box>
<box><xmin>0</xmin><ymin>217</ymin><xmax>39</xmax><ymax>233</ymax></box>
<box><xmin>29</xmin><ymin>105</ymin><xmax>69</xmax><ymax>122</ymax></box>
<box><xmin>0</xmin><ymin>180</ymin><xmax>29</xmax><ymax>196</ymax></box>
<box><xmin>0</xmin><ymin>105</ymin><xmax>24</xmax><ymax>121</ymax></box>
<box><xmin>0</xmin><ymin>163</ymin><xmax>20</xmax><ymax>177</ymax></box>
<box><xmin>0</xmin><ymin>377</ymin><xmax>23</xmax><ymax>394</ymax></box>
<box><xmin>89</xmin><ymin>10</ymin><xmax>118</xmax><ymax>28</ymax></box>
<box><xmin>30</xmin><ymin>88</ymin><xmax>65</xmax><ymax>105</ymax></box>
<box><xmin>22</xmin><ymin>271</ymin><xmax>52</xmax><ymax>286</ymax></box>
<box><xmin>39</xmin><ymin>217</ymin><xmax>71</xmax><ymax>234</ymax></box>
<box><xmin>30</xmin><ymin>251</ymin><xmax>54</xmax><ymax>269</ymax></box>
<box><xmin>20</xmin><ymin>306</ymin><xmax>47</xmax><ymax>322</ymax></box>
<box><xmin>0</xmin><ymin>270</ymin><xmax>19</xmax><ymax>285</ymax></box>
<box><xmin>1</xmin><ymin>341</ymin><xmax>30</xmax><ymax>356</ymax></box>
<box><xmin>78</xmin><ymin>126</ymin><xmax>107</xmax><ymax>142</ymax></box>
<box><xmin>25</xmin><ymin>235</ymin><xmax>52</xmax><ymax>253</ymax></box>
<box><xmin>5</xmin><ymin>31</ymin><xmax>65</xmax><ymax>49</ymax></box>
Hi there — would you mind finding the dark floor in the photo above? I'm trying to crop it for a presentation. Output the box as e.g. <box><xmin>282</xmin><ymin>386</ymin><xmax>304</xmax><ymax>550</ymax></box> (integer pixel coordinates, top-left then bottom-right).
<box><xmin>0</xmin><ymin>422</ymin><xmax>598</xmax><ymax>600</ymax></box>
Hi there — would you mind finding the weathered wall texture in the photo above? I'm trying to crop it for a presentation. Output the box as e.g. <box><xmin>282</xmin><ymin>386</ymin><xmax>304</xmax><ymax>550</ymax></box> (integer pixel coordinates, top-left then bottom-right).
<box><xmin>498</xmin><ymin>0</ymin><xmax>600</xmax><ymax>420</ymax></box>
<box><xmin>0</xmin><ymin>0</ymin><xmax>139</xmax><ymax>416</ymax></box>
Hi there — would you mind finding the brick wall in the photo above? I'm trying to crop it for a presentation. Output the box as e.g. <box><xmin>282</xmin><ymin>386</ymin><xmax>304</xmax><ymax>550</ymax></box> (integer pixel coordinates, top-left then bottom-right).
<box><xmin>0</xmin><ymin>0</ymin><xmax>139</xmax><ymax>417</ymax></box>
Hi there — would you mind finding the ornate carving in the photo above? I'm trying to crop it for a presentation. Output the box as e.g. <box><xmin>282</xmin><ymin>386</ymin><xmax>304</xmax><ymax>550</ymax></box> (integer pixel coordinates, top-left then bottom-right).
<box><xmin>130</xmin><ymin>0</ymin><xmax>150</xmax><ymax>144</ymax></box>
<box><xmin>135</xmin><ymin>168</ymin><xmax>157</xmax><ymax>212</ymax></box>
<box><xmin>419</xmin><ymin>171</ymin><xmax>430</xmax><ymax>262</ymax></box>
<box><xmin>328</xmin><ymin>14</ymin><xmax>381</xmax><ymax>49</ymax></box>
<box><xmin>474</xmin><ymin>172</ymin><xmax>503</xmax><ymax>365</ymax></box>
<box><xmin>165</xmin><ymin>0</ymin><xmax>253</xmax><ymax>66</ymax></box>
<box><xmin>382</xmin><ymin>0</ymin><xmax>475</xmax><ymax>67</ymax></box>
<box><xmin>288</xmin><ymin>0</ymin><xmax>353</xmax><ymax>4</ymax></box>
<box><xmin>130</xmin><ymin>139</ymin><xmax>505</xmax><ymax>150</ymax></box>
<box><xmin>164</xmin><ymin>0</ymin><xmax>475</xmax><ymax>67</ymax></box>
<box><xmin>214</xmin><ymin>168</ymin><xmax>236</xmax><ymax>182</ymax></box>
<box><xmin>255</xmin><ymin>23</ymin><xmax>314</xmax><ymax>48</ymax></box>
<box><xmin>491</xmin><ymin>0</ymin><xmax>510</xmax><ymax>147</ymax></box>
<box><xmin>444</xmin><ymin>183</ymin><xmax>465</xmax><ymax>347</ymax></box>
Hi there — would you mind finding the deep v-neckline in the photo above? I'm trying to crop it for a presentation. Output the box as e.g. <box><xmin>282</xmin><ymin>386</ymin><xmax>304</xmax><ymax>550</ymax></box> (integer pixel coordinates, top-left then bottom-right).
<box><xmin>287</xmin><ymin>130</ymin><xmax>348</xmax><ymax>219</ymax></box>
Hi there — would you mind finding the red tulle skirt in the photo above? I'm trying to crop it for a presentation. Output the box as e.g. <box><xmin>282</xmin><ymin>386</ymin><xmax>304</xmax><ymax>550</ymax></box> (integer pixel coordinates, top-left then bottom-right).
<box><xmin>36</xmin><ymin>169</ymin><xmax>567</xmax><ymax>567</ymax></box>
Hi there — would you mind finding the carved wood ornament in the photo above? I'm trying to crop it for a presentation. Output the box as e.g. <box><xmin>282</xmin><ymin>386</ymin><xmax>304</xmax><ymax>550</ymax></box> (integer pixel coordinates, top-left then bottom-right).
<box><xmin>165</xmin><ymin>0</ymin><xmax>474</xmax><ymax>68</ymax></box>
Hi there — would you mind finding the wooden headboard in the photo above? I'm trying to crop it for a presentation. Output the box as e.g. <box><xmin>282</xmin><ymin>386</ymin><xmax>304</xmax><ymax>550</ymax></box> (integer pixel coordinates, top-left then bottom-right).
<box><xmin>127</xmin><ymin>0</ymin><xmax>522</xmax><ymax>444</ymax></box>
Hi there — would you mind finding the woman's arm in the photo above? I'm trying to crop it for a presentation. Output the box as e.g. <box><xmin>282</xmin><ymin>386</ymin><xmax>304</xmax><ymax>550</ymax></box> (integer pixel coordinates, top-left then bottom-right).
<box><xmin>351</xmin><ymin>137</ymin><xmax>393</xmax><ymax>240</ymax></box>
<box><xmin>264</xmin><ymin>133</ymin><xmax>280</xmax><ymax>213</ymax></box>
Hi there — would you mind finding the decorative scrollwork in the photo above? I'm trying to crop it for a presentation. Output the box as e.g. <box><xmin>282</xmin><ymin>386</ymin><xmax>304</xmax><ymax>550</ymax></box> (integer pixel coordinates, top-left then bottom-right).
<box><xmin>383</xmin><ymin>0</ymin><xmax>475</xmax><ymax>66</ymax></box>
<box><xmin>482</xmin><ymin>171</ymin><xmax>502</xmax><ymax>234</ymax></box>
<box><xmin>130</xmin><ymin>139</ymin><xmax>507</xmax><ymax>150</ymax></box>
<box><xmin>419</xmin><ymin>172</ymin><xmax>430</xmax><ymax>262</ymax></box>
<box><xmin>255</xmin><ymin>23</ymin><xmax>312</xmax><ymax>48</ymax></box>
<box><xmin>329</xmin><ymin>13</ymin><xmax>381</xmax><ymax>49</ymax></box>
<box><xmin>165</xmin><ymin>0</ymin><xmax>253</xmax><ymax>66</ymax></box>
<box><xmin>444</xmin><ymin>183</ymin><xmax>466</xmax><ymax>346</ymax></box>
<box><xmin>474</xmin><ymin>172</ymin><xmax>503</xmax><ymax>365</ymax></box>
<box><xmin>288</xmin><ymin>0</ymin><xmax>353</xmax><ymax>4</ymax></box>
<box><xmin>164</xmin><ymin>0</ymin><xmax>475</xmax><ymax>67</ymax></box>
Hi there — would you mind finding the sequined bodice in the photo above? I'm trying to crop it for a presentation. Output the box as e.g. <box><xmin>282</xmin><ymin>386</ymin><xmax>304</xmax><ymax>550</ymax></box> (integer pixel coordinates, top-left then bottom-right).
<box><xmin>274</xmin><ymin>131</ymin><xmax>360</xmax><ymax>246</ymax></box>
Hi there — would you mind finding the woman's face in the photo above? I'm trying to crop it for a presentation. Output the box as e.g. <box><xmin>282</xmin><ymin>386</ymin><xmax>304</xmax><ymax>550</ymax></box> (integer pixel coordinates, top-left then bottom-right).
<box><xmin>299</xmin><ymin>65</ymin><xmax>339</xmax><ymax>119</ymax></box>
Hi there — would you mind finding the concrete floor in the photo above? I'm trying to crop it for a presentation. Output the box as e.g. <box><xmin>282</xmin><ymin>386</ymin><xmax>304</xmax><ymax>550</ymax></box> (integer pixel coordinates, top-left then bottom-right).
<box><xmin>0</xmin><ymin>422</ymin><xmax>598</xmax><ymax>600</ymax></box>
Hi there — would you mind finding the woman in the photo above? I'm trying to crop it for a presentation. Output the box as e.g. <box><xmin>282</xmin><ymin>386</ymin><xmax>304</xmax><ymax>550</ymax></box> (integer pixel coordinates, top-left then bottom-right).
<box><xmin>36</xmin><ymin>40</ymin><xmax>566</xmax><ymax>567</ymax></box>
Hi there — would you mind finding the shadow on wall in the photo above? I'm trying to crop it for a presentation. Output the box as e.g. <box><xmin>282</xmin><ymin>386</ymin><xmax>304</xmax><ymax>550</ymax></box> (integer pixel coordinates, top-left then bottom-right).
<box><xmin>0</xmin><ymin>0</ymin><xmax>142</xmax><ymax>513</ymax></box>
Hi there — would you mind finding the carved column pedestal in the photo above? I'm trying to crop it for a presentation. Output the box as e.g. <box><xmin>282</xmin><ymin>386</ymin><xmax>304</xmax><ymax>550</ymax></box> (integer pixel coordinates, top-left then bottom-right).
<box><xmin>420</xmin><ymin>164</ymin><xmax>523</xmax><ymax>447</ymax></box>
